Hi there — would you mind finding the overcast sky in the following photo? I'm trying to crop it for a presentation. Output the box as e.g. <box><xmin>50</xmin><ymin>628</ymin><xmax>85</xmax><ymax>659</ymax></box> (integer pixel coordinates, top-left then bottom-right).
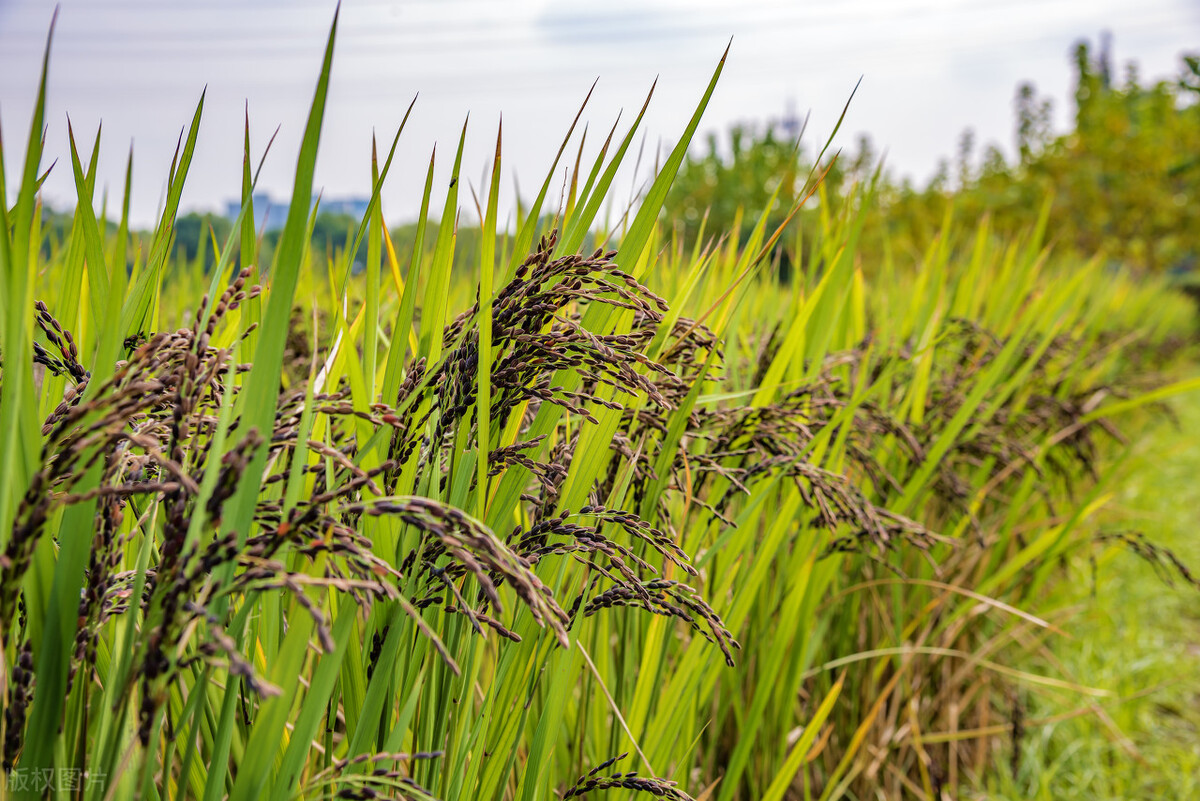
<box><xmin>1</xmin><ymin>0</ymin><xmax>1198</xmax><ymax>229</ymax></box>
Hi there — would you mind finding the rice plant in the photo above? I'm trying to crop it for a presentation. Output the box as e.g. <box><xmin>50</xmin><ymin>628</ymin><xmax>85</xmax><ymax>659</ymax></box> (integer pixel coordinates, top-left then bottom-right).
<box><xmin>2</xmin><ymin>10</ymin><xmax>1196</xmax><ymax>801</ymax></box>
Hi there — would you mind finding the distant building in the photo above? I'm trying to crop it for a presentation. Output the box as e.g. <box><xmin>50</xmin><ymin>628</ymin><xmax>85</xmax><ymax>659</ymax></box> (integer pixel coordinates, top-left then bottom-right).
<box><xmin>779</xmin><ymin>97</ymin><xmax>803</xmax><ymax>142</ymax></box>
<box><xmin>321</xmin><ymin>197</ymin><xmax>371</xmax><ymax>219</ymax></box>
<box><xmin>224</xmin><ymin>193</ymin><xmax>371</xmax><ymax>232</ymax></box>
<box><xmin>225</xmin><ymin>192</ymin><xmax>280</xmax><ymax>232</ymax></box>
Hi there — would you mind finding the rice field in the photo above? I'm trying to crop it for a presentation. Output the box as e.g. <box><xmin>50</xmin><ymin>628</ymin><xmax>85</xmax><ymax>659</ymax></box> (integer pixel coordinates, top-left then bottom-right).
<box><xmin>2</xmin><ymin>13</ymin><xmax>1198</xmax><ymax>801</ymax></box>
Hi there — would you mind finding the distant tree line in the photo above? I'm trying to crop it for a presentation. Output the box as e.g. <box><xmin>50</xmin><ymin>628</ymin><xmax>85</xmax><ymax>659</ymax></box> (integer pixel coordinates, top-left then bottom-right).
<box><xmin>661</xmin><ymin>37</ymin><xmax>1200</xmax><ymax>275</ymax></box>
<box><xmin>36</xmin><ymin>38</ymin><xmax>1196</xmax><ymax>281</ymax></box>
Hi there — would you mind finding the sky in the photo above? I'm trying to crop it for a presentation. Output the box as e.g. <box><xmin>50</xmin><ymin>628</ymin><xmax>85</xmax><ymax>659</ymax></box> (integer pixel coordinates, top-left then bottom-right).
<box><xmin>1</xmin><ymin>0</ymin><xmax>1198</xmax><ymax>230</ymax></box>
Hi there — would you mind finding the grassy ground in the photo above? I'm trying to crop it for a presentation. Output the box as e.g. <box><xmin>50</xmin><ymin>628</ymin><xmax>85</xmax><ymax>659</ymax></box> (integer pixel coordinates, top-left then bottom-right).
<box><xmin>982</xmin><ymin>379</ymin><xmax>1200</xmax><ymax>800</ymax></box>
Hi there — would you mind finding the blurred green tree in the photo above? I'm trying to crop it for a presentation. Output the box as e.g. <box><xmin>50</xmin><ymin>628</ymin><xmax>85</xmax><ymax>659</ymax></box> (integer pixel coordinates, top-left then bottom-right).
<box><xmin>661</xmin><ymin>39</ymin><xmax>1200</xmax><ymax>275</ymax></box>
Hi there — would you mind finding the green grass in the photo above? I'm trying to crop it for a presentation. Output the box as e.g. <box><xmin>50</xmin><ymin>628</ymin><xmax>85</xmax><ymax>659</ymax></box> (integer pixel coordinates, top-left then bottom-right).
<box><xmin>3</xmin><ymin>11</ymin><xmax>1200</xmax><ymax>801</ymax></box>
<box><xmin>978</xmin><ymin>385</ymin><xmax>1200</xmax><ymax>800</ymax></box>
